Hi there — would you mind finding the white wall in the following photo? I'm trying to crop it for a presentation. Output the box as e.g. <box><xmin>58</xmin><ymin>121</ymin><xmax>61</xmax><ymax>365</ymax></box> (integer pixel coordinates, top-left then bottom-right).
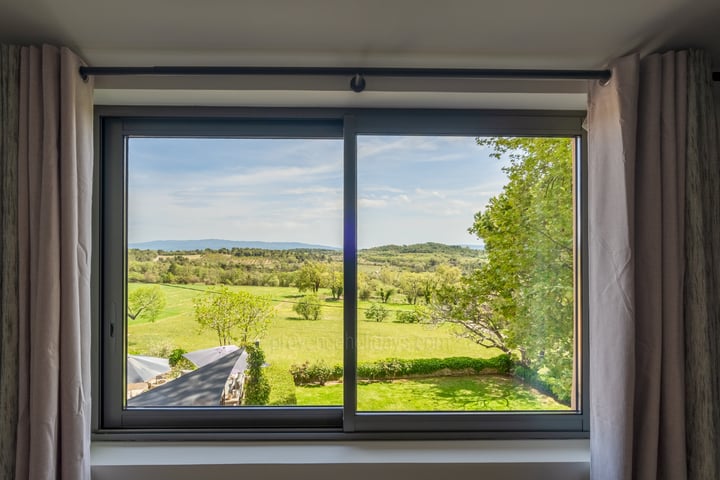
<box><xmin>91</xmin><ymin>440</ymin><xmax>591</xmax><ymax>480</ymax></box>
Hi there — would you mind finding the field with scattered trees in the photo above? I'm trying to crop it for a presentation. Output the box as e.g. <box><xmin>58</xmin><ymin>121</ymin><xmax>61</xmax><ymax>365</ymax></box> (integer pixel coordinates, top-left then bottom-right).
<box><xmin>126</xmin><ymin>137</ymin><xmax>575</xmax><ymax>410</ymax></box>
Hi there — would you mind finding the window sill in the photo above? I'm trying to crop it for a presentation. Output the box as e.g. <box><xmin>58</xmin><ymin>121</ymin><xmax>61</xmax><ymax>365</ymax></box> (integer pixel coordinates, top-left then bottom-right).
<box><xmin>91</xmin><ymin>439</ymin><xmax>590</xmax><ymax>480</ymax></box>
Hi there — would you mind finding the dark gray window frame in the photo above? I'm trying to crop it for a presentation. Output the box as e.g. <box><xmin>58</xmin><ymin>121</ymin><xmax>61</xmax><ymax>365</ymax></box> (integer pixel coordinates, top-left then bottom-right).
<box><xmin>92</xmin><ymin>106</ymin><xmax>589</xmax><ymax>440</ymax></box>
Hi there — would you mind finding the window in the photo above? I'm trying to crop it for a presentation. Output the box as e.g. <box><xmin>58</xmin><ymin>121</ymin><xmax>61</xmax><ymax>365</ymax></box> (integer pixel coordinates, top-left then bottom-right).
<box><xmin>95</xmin><ymin>109</ymin><xmax>588</xmax><ymax>436</ymax></box>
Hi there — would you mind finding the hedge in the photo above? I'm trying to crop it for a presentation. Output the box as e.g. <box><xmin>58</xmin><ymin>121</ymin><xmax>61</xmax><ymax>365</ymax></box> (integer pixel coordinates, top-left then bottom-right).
<box><xmin>290</xmin><ymin>354</ymin><xmax>513</xmax><ymax>385</ymax></box>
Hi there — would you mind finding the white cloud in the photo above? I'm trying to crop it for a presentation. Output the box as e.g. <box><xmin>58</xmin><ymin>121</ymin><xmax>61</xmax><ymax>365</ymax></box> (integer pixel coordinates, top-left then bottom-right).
<box><xmin>415</xmin><ymin>188</ymin><xmax>446</xmax><ymax>199</ymax></box>
<box><xmin>362</xmin><ymin>185</ymin><xmax>405</xmax><ymax>194</ymax></box>
<box><xmin>285</xmin><ymin>186</ymin><xmax>341</xmax><ymax>195</ymax></box>
<box><xmin>359</xmin><ymin>198</ymin><xmax>388</xmax><ymax>208</ymax></box>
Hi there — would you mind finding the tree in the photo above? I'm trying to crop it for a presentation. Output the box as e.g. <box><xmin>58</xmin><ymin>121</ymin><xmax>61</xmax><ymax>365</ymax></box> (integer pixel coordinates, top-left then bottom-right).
<box><xmin>243</xmin><ymin>343</ymin><xmax>271</xmax><ymax>405</ymax></box>
<box><xmin>432</xmin><ymin>137</ymin><xmax>574</xmax><ymax>402</ymax></box>
<box><xmin>357</xmin><ymin>272</ymin><xmax>373</xmax><ymax>301</ymax></box>
<box><xmin>377</xmin><ymin>286</ymin><xmax>394</xmax><ymax>303</ymax></box>
<box><xmin>294</xmin><ymin>294</ymin><xmax>323</xmax><ymax>320</ymax></box>
<box><xmin>193</xmin><ymin>286</ymin><xmax>274</xmax><ymax>346</ymax></box>
<box><xmin>294</xmin><ymin>261</ymin><xmax>327</xmax><ymax>293</ymax></box>
<box><xmin>365</xmin><ymin>303</ymin><xmax>389</xmax><ymax>322</ymax></box>
<box><xmin>399</xmin><ymin>272</ymin><xmax>422</xmax><ymax>304</ymax></box>
<box><xmin>127</xmin><ymin>285</ymin><xmax>166</xmax><ymax>322</ymax></box>
<box><xmin>328</xmin><ymin>268</ymin><xmax>344</xmax><ymax>299</ymax></box>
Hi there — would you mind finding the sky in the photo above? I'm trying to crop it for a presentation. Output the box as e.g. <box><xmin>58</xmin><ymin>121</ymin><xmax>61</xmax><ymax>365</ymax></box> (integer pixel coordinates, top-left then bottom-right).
<box><xmin>127</xmin><ymin>135</ymin><xmax>511</xmax><ymax>249</ymax></box>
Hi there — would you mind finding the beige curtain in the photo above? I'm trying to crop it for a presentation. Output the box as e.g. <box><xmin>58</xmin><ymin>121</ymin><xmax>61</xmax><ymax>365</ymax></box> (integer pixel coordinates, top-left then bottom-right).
<box><xmin>0</xmin><ymin>44</ymin><xmax>21</xmax><ymax>480</ymax></box>
<box><xmin>15</xmin><ymin>45</ymin><xmax>94</xmax><ymax>480</ymax></box>
<box><xmin>587</xmin><ymin>52</ymin><xmax>688</xmax><ymax>479</ymax></box>
<box><xmin>588</xmin><ymin>50</ymin><xmax>720</xmax><ymax>479</ymax></box>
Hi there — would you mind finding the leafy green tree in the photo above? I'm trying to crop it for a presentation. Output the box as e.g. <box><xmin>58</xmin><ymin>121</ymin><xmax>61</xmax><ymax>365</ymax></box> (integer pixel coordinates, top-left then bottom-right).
<box><xmin>399</xmin><ymin>272</ymin><xmax>422</xmax><ymax>305</ymax></box>
<box><xmin>433</xmin><ymin>264</ymin><xmax>461</xmax><ymax>287</ymax></box>
<box><xmin>294</xmin><ymin>261</ymin><xmax>327</xmax><ymax>293</ymax></box>
<box><xmin>357</xmin><ymin>272</ymin><xmax>373</xmax><ymax>301</ymax></box>
<box><xmin>293</xmin><ymin>294</ymin><xmax>323</xmax><ymax>320</ymax></box>
<box><xmin>377</xmin><ymin>286</ymin><xmax>394</xmax><ymax>304</ymax></box>
<box><xmin>127</xmin><ymin>285</ymin><xmax>166</xmax><ymax>322</ymax></box>
<box><xmin>243</xmin><ymin>343</ymin><xmax>271</xmax><ymax>405</ymax></box>
<box><xmin>365</xmin><ymin>303</ymin><xmax>389</xmax><ymax>322</ymax></box>
<box><xmin>328</xmin><ymin>268</ymin><xmax>344</xmax><ymax>299</ymax></box>
<box><xmin>193</xmin><ymin>286</ymin><xmax>274</xmax><ymax>346</ymax></box>
<box><xmin>432</xmin><ymin>137</ymin><xmax>574</xmax><ymax>402</ymax></box>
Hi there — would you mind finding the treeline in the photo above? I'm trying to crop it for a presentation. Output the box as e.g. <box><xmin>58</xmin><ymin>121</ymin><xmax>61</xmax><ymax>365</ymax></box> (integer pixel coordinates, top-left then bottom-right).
<box><xmin>127</xmin><ymin>243</ymin><xmax>484</xmax><ymax>305</ymax></box>
<box><xmin>128</xmin><ymin>248</ymin><xmax>341</xmax><ymax>287</ymax></box>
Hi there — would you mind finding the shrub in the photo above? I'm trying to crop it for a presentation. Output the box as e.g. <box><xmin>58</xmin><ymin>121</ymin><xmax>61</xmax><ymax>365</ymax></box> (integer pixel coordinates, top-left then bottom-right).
<box><xmin>168</xmin><ymin>348</ymin><xmax>187</xmax><ymax>367</ymax></box>
<box><xmin>290</xmin><ymin>354</ymin><xmax>514</xmax><ymax>385</ymax></box>
<box><xmin>365</xmin><ymin>303</ymin><xmax>389</xmax><ymax>322</ymax></box>
<box><xmin>293</xmin><ymin>294</ymin><xmax>323</xmax><ymax>321</ymax></box>
<box><xmin>290</xmin><ymin>360</ymin><xmax>338</xmax><ymax>386</ymax></box>
<box><xmin>358</xmin><ymin>287</ymin><xmax>372</xmax><ymax>301</ymax></box>
<box><xmin>266</xmin><ymin>367</ymin><xmax>297</xmax><ymax>406</ymax></box>
<box><xmin>358</xmin><ymin>355</ymin><xmax>514</xmax><ymax>379</ymax></box>
<box><xmin>243</xmin><ymin>344</ymin><xmax>271</xmax><ymax>405</ymax></box>
<box><xmin>147</xmin><ymin>339</ymin><xmax>174</xmax><ymax>358</ymax></box>
<box><xmin>394</xmin><ymin>305</ymin><xmax>428</xmax><ymax>324</ymax></box>
<box><xmin>514</xmin><ymin>363</ymin><xmax>570</xmax><ymax>406</ymax></box>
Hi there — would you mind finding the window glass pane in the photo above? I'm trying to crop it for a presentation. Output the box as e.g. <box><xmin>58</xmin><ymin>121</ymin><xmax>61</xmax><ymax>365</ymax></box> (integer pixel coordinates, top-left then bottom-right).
<box><xmin>126</xmin><ymin>137</ymin><xmax>343</xmax><ymax>408</ymax></box>
<box><xmin>354</xmin><ymin>135</ymin><xmax>575</xmax><ymax>412</ymax></box>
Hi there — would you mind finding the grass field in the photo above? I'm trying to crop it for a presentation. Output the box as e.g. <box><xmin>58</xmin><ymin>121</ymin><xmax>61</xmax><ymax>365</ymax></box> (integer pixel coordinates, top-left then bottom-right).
<box><xmin>297</xmin><ymin>376</ymin><xmax>568</xmax><ymax>411</ymax></box>
<box><xmin>127</xmin><ymin>283</ymin><xmax>563</xmax><ymax>409</ymax></box>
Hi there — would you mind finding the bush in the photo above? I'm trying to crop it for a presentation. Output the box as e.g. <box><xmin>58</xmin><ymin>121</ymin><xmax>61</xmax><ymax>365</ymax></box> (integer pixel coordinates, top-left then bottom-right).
<box><xmin>167</xmin><ymin>348</ymin><xmax>186</xmax><ymax>367</ymax></box>
<box><xmin>147</xmin><ymin>339</ymin><xmax>174</xmax><ymax>358</ymax></box>
<box><xmin>290</xmin><ymin>360</ymin><xmax>339</xmax><ymax>385</ymax></box>
<box><xmin>365</xmin><ymin>303</ymin><xmax>389</xmax><ymax>322</ymax></box>
<box><xmin>293</xmin><ymin>294</ymin><xmax>323</xmax><ymax>321</ymax></box>
<box><xmin>394</xmin><ymin>305</ymin><xmax>428</xmax><ymax>324</ymax></box>
<box><xmin>243</xmin><ymin>344</ymin><xmax>271</xmax><ymax>405</ymax></box>
<box><xmin>289</xmin><ymin>354</ymin><xmax>514</xmax><ymax>385</ymax></box>
<box><xmin>356</xmin><ymin>355</ymin><xmax>512</xmax><ymax>380</ymax></box>
<box><xmin>167</xmin><ymin>348</ymin><xmax>195</xmax><ymax>377</ymax></box>
<box><xmin>266</xmin><ymin>367</ymin><xmax>297</xmax><ymax>406</ymax></box>
<box><xmin>514</xmin><ymin>363</ymin><xmax>570</xmax><ymax>406</ymax></box>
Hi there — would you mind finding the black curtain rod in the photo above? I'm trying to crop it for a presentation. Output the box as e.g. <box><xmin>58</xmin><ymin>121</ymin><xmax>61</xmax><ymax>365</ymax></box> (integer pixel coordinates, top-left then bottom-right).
<box><xmin>78</xmin><ymin>66</ymin><xmax>613</xmax><ymax>92</ymax></box>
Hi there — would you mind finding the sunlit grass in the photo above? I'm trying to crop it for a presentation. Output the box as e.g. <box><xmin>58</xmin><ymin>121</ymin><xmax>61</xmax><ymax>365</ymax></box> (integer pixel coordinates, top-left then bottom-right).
<box><xmin>127</xmin><ymin>283</ymin><xmax>536</xmax><ymax>407</ymax></box>
<box><xmin>296</xmin><ymin>375</ymin><xmax>570</xmax><ymax>411</ymax></box>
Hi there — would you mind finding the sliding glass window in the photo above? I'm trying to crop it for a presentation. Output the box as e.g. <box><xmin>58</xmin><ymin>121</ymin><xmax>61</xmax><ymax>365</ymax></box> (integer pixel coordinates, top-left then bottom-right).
<box><xmin>96</xmin><ymin>110</ymin><xmax>588</xmax><ymax>436</ymax></box>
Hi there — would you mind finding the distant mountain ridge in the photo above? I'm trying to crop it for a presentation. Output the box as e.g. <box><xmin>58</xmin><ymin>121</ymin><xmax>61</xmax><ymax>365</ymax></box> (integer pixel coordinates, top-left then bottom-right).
<box><xmin>128</xmin><ymin>239</ymin><xmax>341</xmax><ymax>251</ymax></box>
<box><xmin>361</xmin><ymin>242</ymin><xmax>483</xmax><ymax>255</ymax></box>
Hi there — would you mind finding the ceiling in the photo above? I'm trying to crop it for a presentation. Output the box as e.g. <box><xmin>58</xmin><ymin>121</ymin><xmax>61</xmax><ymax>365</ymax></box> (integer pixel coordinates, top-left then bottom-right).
<box><xmin>1</xmin><ymin>0</ymin><xmax>719</xmax><ymax>68</ymax></box>
<box><xmin>1</xmin><ymin>0</ymin><xmax>719</xmax><ymax>107</ymax></box>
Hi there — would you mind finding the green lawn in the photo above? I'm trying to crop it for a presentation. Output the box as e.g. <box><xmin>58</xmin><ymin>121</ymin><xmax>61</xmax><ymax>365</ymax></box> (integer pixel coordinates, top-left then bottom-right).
<box><xmin>127</xmin><ymin>283</ymin><xmax>556</xmax><ymax>408</ymax></box>
<box><xmin>296</xmin><ymin>375</ymin><xmax>569</xmax><ymax>411</ymax></box>
<box><xmin>127</xmin><ymin>283</ymin><xmax>497</xmax><ymax>365</ymax></box>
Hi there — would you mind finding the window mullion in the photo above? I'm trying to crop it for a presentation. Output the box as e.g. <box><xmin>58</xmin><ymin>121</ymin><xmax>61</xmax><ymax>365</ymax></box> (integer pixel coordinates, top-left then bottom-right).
<box><xmin>342</xmin><ymin>114</ymin><xmax>358</xmax><ymax>432</ymax></box>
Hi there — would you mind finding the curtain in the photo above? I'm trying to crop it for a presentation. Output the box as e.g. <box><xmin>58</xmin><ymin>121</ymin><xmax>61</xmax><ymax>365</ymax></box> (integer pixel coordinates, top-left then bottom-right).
<box><xmin>587</xmin><ymin>50</ymin><xmax>720</xmax><ymax>479</ymax></box>
<box><xmin>0</xmin><ymin>44</ymin><xmax>21</xmax><ymax>480</ymax></box>
<box><xmin>14</xmin><ymin>45</ymin><xmax>94</xmax><ymax>480</ymax></box>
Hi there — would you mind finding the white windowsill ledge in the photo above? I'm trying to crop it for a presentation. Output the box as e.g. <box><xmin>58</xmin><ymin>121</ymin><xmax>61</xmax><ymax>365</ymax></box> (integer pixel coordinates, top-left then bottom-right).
<box><xmin>91</xmin><ymin>439</ymin><xmax>590</xmax><ymax>480</ymax></box>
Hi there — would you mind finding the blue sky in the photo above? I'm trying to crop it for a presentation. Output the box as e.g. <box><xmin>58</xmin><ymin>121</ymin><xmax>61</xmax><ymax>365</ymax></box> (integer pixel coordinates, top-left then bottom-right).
<box><xmin>128</xmin><ymin>136</ymin><xmax>510</xmax><ymax>249</ymax></box>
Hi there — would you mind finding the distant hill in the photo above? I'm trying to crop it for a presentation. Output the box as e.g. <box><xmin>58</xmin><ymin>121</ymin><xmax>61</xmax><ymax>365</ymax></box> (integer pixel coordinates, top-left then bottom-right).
<box><xmin>360</xmin><ymin>242</ymin><xmax>483</xmax><ymax>254</ymax></box>
<box><xmin>128</xmin><ymin>239</ymin><xmax>341</xmax><ymax>252</ymax></box>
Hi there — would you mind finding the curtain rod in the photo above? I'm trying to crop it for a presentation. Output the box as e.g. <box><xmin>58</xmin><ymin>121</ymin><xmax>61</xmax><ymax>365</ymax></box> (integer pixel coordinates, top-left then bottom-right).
<box><xmin>78</xmin><ymin>66</ymin><xmax>613</xmax><ymax>92</ymax></box>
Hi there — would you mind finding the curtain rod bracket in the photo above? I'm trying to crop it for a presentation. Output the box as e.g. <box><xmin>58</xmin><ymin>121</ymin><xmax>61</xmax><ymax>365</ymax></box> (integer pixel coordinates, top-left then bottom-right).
<box><xmin>350</xmin><ymin>74</ymin><xmax>366</xmax><ymax>93</ymax></box>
